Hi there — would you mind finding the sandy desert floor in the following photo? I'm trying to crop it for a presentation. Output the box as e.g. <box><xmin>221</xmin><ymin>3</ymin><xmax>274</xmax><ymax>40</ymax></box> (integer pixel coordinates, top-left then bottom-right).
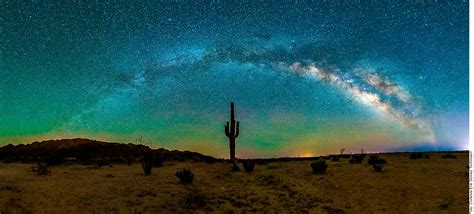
<box><xmin>0</xmin><ymin>152</ymin><xmax>468</xmax><ymax>213</ymax></box>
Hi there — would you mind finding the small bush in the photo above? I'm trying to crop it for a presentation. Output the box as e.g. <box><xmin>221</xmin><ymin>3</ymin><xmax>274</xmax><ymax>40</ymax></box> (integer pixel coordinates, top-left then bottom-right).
<box><xmin>310</xmin><ymin>160</ymin><xmax>327</xmax><ymax>174</ymax></box>
<box><xmin>36</xmin><ymin>163</ymin><xmax>50</xmax><ymax>175</ymax></box>
<box><xmin>331</xmin><ymin>156</ymin><xmax>340</xmax><ymax>162</ymax></box>
<box><xmin>176</xmin><ymin>168</ymin><xmax>194</xmax><ymax>184</ymax></box>
<box><xmin>373</xmin><ymin>164</ymin><xmax>384</xmax><ymax>172</ymax></box>
<box><xmin>242</xmin><ymin>160</ymin><xmax>255</xmax><ymax>173</ymax></box>
<box><xmin>349</xmin><ymin>155</ymin><xmax>364</xmax><ymax>164</ymax></box>
<box><xmin>410</xmin><ymin>153</ymin><xmax>424</xmax><ymax>160</ymax></box>
<box><xmin>441</xmin><ymin>153</ymin><xmax>456</xmax><ymax>159</ymax></box>
<box><xmin>368</xmin><ymin>155</ymin><xmax>387</xmax><ymax>165</ymax></box>
<box><xmin>230</xmin><ymin>164</ymin><xmax>241</xmax><ymax>172</ymax></box>
<box><xmin>141</xmin><ymin>154</ymin><xmax>153</xmax><ymax>175</ymax></box>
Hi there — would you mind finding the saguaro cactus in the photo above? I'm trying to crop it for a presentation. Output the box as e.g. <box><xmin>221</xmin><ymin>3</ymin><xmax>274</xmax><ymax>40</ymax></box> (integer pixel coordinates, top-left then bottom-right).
<box><xmin>225</xmin><ymin>102</ymin><xmax>239</xmax><ymax>168</ymax></box>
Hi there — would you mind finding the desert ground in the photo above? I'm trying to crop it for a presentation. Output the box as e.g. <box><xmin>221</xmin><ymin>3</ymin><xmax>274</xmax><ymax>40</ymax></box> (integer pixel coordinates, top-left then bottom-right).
<box><xmin>0</xmin><ymin>152</ymin><xmax>468</xmax><ymax>213</ymax></box>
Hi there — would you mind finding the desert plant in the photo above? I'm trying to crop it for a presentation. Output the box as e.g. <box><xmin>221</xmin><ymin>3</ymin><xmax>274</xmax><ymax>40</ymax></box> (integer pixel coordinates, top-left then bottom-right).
<box><xmin>331</xmin><ymin>156</ymin><xmax>340</xmax><ymax>162</ymax></box>
<box><xmin>373</xmin><ymin>163</ymin><xmax>384</xmax><ymax>172</ymax></box>
<box><xmin>224</xmin><ymin>102</ymin><xmax>240</xmax><ymax>169</ymax></box>
<box><xmin>368</xmin><ymin>155</ymin><xmax>387</xmax><ymax>165</ymax></box>
<box><xmin>441</xmin><ymin>153</ymin><xmax>457</xmax><ymax>159</ymax></box>
<box><xmin>242</xmin><ymin>159</ymin><xmax>255</xmax><ymax>172</ymax></box>
<box><xmin>141</xmin><ymin>154</ymin><xmax>153</xmax><ymax>175</ymax></box>
<box><xmin>310</xmin><ymin>160</ymin><xmax>327</xmax><ymax>174</ymax></box>
<box><xmin>349</xmin><ymin>155</ymin><xmax>364</xmax><ymax>164</ymax></box>
<box><xmin>36</xmin><ymin>163</ymin><xmax>50</xmax><ymax>175</ymax></box>
<box><xmin>230</xmin><ymin>164</ymin><xmax>240</xmax><ymax>171</ymax></box>
<box><xmin>176</xmin><ymin>168</ymin><xmax>194</xmax><ymax>184</ymax></box>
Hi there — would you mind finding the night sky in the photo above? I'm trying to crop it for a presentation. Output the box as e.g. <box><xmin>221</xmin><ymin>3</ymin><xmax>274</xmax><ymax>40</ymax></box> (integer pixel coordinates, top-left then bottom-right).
<box><xmin>0</xmin><ymin>1</ymin><xmax>468</xmax><ymax>158</ymax></box>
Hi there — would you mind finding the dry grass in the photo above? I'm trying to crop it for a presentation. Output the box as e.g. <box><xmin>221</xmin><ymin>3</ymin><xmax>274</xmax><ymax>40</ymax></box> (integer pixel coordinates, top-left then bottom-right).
<box><xmin>0</xmin><ymin>152</ymin><xmax>468</xmax><ymax>213</ymax></box>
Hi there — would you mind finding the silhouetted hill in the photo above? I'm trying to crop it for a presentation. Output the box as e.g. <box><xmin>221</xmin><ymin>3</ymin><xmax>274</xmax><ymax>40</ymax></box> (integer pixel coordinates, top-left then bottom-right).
<box><xmin>0</xmin><ymin>138</ymin><xmax>219</xmax><ymax>164</ymax></box>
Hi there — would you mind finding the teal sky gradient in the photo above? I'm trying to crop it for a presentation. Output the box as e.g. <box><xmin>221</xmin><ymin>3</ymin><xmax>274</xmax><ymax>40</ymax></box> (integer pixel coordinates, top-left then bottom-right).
<box><xmin>0</xmin><ymin>1</ymin><xmax>468</xmax><ymax>157</ymax></box>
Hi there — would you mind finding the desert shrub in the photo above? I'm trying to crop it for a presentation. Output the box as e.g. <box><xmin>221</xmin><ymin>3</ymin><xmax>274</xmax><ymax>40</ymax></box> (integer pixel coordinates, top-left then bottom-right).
<box><xmin>230</xmin><ymin>164</ymin><xmax>241</xmax><ymax>171</ymax></box>
<box><xmin>141</xmin><ymin>154</ymin><xmax>153</xmax><ymax>175</ymax></box>
<box><xmin>36</xmin><ymin>163</ymin><xmax>50</xmax><ymax>175</ymax></box>
<box><xmin>242</xmin><ymin>160</ymin><xmax>255</xmax><ymax>173</ymax></box>
<box><xmin>372</xmin><ymin>164</ymin><xmax>384</xmax><ymax>172</ymax></box>
<box><xmin>349</xmin><ymin>155</ymin><xmax>364</xmax><ymax>164</ymax></box>
<box><xmin>331</xmin><ymin>156</ymin><xmax>340</xmax><ymax>162</ymax></box>
<box><xmin>310</xmin><ymin>160</ymin><xmax>327</xmax><ymax>174</ymax></box>
<box><xmin>410</xmin><ymin>153</ymin><xmax>424</xmax><ymax>160</ymax></box>
<box><xmin>368</xmin><ymin>155</ymin><xmax>387</xmax><ymax>165</ymax></box>
<box><xmin>176</xmin><ymin>168</ymin><xmax>194</xmax><ymax>184</ymax></box>
<box><xmin>441</xmin><ymin>153</ymin><xmax>456</xmax><ymax>159</ymax></box>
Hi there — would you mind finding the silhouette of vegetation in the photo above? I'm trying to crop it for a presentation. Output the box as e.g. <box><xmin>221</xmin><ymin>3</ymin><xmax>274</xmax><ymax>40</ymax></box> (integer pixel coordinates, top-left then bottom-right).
<box><xmin>372</xmin><ymin>163</ymin><xmax>384</xmax><ymax>172</ymax></box>
<box><xmin>349</xmin><ymin>155</ymin><xmax>364</xmax><ymax>164</ymax></box>
<box><xmin>441</xmin><ymin>153</ymin><xmax>457</xmax><ymax>159</ymax></box>
<box><xmin>310</xmin><ymin>160</ymin><xmax>327</xmax><ymax>174</ymax></box>
<box><xmin>32</xmin><ymin>163</ymin><xmax>50</xmax><ymax>175</ymax></box>
<box><xmin>141</xmin><ymin>153</ymin><xmax>153</xmax><ymax>175</ymax></box>
<box><xmin>331</xmin><ymin>156</ymin><xmax>340</xmax><ymax>162</ymax></box>
<box><xmin>230</xmin><ymin>164</ymin><xmax>241</xmax><ymax>172</ymax></box>
<box><xmin>176</xmin><ymin>168</ymin><xmax>194</xmax><ymax>184</ymax></box>
<box><xmin>368</xmin><ymin>155</ymin><xmax>387</xmax><ymax>165</ymax></box>
<box><xmin>224</xmin><ymin>102</ymin><xmax>240</xmax><ymax>169</ymax></box>
<box><xmin>242</xmin><ymin>159</ymin><xmax>255</xmax><ymax>172</ymax></box>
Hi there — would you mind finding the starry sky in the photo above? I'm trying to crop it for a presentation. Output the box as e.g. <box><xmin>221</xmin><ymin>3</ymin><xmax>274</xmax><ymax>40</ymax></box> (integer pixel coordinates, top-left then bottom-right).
<box><xmin>0</xmin><ymin>1</ymin><xmax>469</xmax><ymax>158</ymax></box>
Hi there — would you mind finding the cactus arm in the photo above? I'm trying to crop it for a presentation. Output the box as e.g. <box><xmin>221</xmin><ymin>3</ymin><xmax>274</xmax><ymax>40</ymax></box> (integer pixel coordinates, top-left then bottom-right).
<box><xmin>225</xmin><ymin>122</ymin><xmax>230</xmax><ymax>137</ymax></box>
<box><xmin>235</xmin><ymin>121</ymin><xmax>239</xmax><ymax>138</ymax></box>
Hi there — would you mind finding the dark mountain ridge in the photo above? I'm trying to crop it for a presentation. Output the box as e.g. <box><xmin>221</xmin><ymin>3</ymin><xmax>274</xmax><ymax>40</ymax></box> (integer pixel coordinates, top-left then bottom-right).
<box><xmin>0</xmin><ymin>138</ymin><xmax>219</xmax><ymax>164</ymax></box>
